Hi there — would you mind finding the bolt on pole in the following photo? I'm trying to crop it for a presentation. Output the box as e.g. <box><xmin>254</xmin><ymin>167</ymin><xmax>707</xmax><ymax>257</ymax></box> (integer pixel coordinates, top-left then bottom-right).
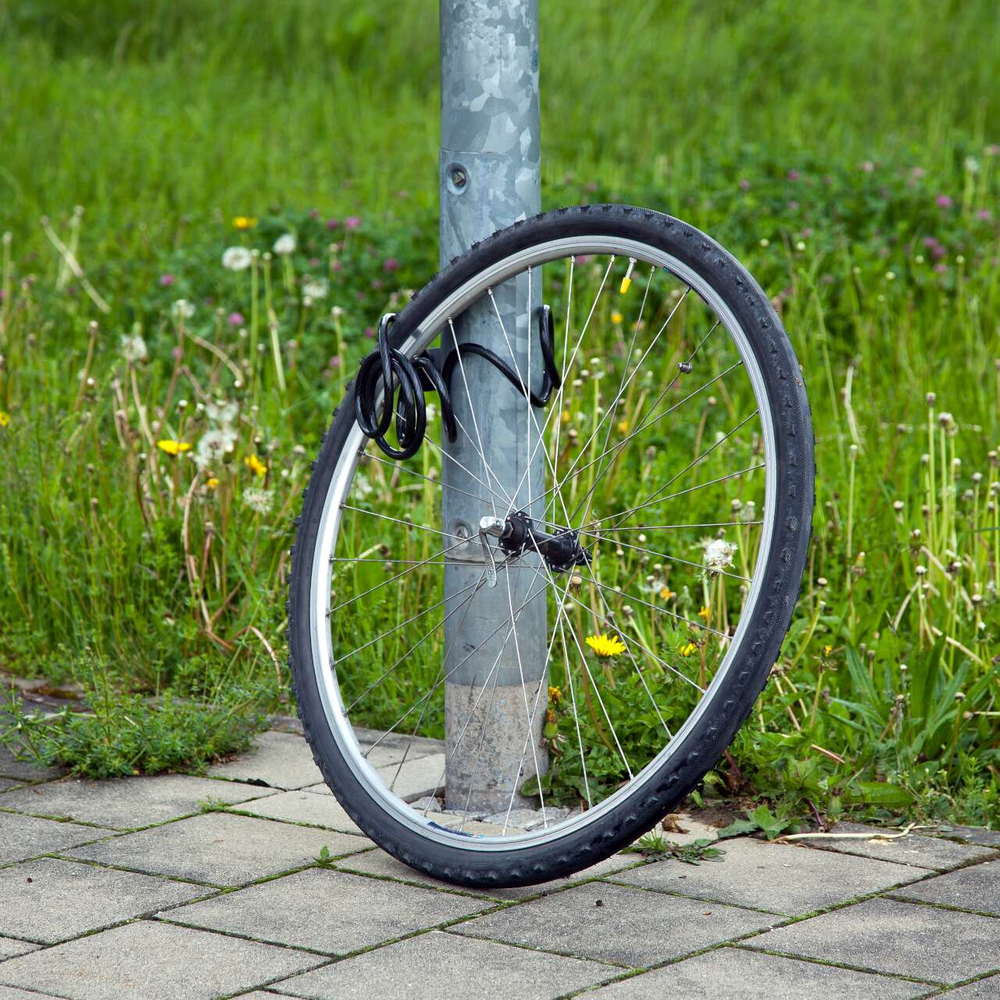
<box><xmin>439</xmin><ymin>0</ymin><xmax>548</xmax><ymax>813</ymax></box>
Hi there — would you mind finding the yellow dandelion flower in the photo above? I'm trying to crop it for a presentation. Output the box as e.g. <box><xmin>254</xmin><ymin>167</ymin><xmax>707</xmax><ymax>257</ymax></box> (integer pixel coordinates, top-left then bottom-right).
<box><xmin>585</xmin><ymin>633</ymin><xmax>626</xmax><ymax>658</ymax></box>
<box><xmin>244</xmin><ymin>454</ymin><xmax>267</xmax><ymax>478</ymax></box>
<box><xmin>698</xmin><ymin>605</ymin><xmax>711</xmax><ymax>620</ymax></box>
<box><xmin>0</xmin><ymin>410</ymin><xmax>10</xmax><ymax>427</ymax></box>
<box><xmin>233</xmin><ymin>216</ymin><xmax>258</xmax><ymax>230</ymax></box>
<box><xmin>611</xmin><ymin>310</ymin><xmax>623</xmax><ymax>324</ymax></box>
<box><xmin>561</xmin><ymin>410</ymin><xmax>570</xmax><ymax>425</ymax></box>
<box><xmin>823</xmin><ymin>644</ymin><xmax>833</xmax><ymax>656</ymax></box>
<box><xmin>617</xmin><ymin>419</ymin><xmax>629</xmax><ymax>434</ymax></box>
<box><xmin>659</xmin><ymin>585</ymin><xmax>675</xmax><ymax>601</ymax></box>
<box><xmin>548</xmin><ymin>685</ymin><xmax>562</xmax><ymax>704</ymax></box>
<box><xmin>157</xmin><ymin>440</ymin><xmax>192</xmax><ymax>456</ymax></box>
<box><xmin>206</xmin><ymin>477</ymin><xmax>221</xmax><ymax>490</ymax></box>
<box><xmin>680</xmin><ymin>642</ymin><xmax>697</xmax><ymax>657</ymax></box>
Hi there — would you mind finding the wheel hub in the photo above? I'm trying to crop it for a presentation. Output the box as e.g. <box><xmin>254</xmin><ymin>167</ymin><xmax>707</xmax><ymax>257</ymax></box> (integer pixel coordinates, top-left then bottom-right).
<box><xmin>479</xmin><ymin>511</ymin><xmax>591</xmax><ymax>578</ymax></box>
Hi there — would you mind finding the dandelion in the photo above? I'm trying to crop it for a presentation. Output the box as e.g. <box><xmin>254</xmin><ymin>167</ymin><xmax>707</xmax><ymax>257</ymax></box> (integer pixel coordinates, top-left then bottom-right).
<box><xmin>617</xmin><ymin>419</ymin><xmax>629</xmax><ymax>435</ymax></box>
<box><xmin>157</xmin><ymin>440</ymin><xmax>192</xmax><ymax>456</ymax></box>
<box><xmin>194</xmin><ymin>427</ymin><xmax>238</xmax><ymax>468</ymax></box>
<box><xmin>585</xmin><ymin>633</ymin><xmax>626</xmax><ymax>657</ymax></box>
<box><xmin>698</xmin><ymin>605</ymin><xmax>711</xmax><ymax>620</ymax></box>
<box><xmin>120</xmin><ymin>332</ymin><xmax>148</xmax><ymax>364</ymax></box>
<box><xmin>244</xmin><ymin>454</ymin><xmax>267</xmax><ymax>478</ymax></box>
<box><xmin>206</xmin><ymin>477</ymin><xmax>220</xmax><ymax>490</ymax></box>
<box><xmin>611</xmin><ymin>311</ymin><xmax>623</xmax><ymax>324</ymax></box>
<box><xmin>0</xmin><ymin>411</ymin><xmax>9</xmax><ymax>427</ymax></box>
<box><xmin>823</xmin><ymin>644</ymin><xmax>833</xmax><ymax>656</ymax></box>
<box><xmin>701</xmin><ymin>538</ymin><xmax>736</xmax><ymax>574</ymax></box>
<box><xmin>242</xmin><ymin>487</ymin><xmax>273</xmax><ymax>514</ymax></box>
<box><xmin>679</xmin><ymin>642</ymin><xmax>697</xmax><ymax>657</ymax></box>
<box><xmin>232</xmin><ymin>216</ymin><xmax>258</xmax><ymax>230</ymax></box>
<box><xmin>171</xmin><ymin>299</ymin><xmax>195</xmax><ymax>319</ymax></box>
<box><xmin>659</xmin><ymin>585</ymin><xmax>675</xmax><ymax>601</ymax></box>
<box><xmin>273</xmin><ymin>233</ymin><xmax>297</xmax><ymax>256</ymax></box>
<box><xmin>302</xmin><ymin>277</ymin><xmax>328</xmax><ymax>300</ymax></box>
<box><xmin>206</xmin><ymin>399</ymin><xmax>238</xmax><ymax>426</ymax></box>
<box><xmin>222</xmin><ymin>246</ymin><xmax>252</xmax><ymax>271</ymax></box>
<box><xmin>548</xmin><ymin>685</ymin><xmax>562</xmax><ymax>705</ymax></box>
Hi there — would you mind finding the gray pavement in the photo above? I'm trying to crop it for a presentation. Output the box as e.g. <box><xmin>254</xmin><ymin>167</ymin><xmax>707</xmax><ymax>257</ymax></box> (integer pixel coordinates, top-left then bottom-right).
<box><xmin>0</xmin><ymin>728</ymin><xmax>997</xmax><ymax>999</ymax></box>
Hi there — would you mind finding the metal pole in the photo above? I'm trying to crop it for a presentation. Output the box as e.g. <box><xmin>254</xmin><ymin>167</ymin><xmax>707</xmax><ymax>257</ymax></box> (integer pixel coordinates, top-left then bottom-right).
<box><xmin>440</xmin><ymin>0</ymin><xmax>547</xmax><ymax>814</ymax></box>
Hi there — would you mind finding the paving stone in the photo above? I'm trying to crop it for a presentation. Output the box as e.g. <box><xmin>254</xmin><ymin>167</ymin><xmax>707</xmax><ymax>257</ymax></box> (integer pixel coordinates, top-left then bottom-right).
<box><xmin>0</xmin><ymin>920</ymin><xmax>321</xmax><ymax>999</ymax></box>
<box><xmin>803</xmin><ymin>823</ymin><xmax>998</xmax><ymax>870</ymax></box>
<box><xmin>0</xmin><ymin>857</ymin><xmax>206</xmax><ymax>943</ymax></box>
<box><xmin>272</xmin><ymin>929</ymin><xmax>611</xmax><ymax>1000</ymax></box>
<box><xmin>375</xmin><ymin>752</ymin><xmax>446</xmax><ymax>802</ymax></box>
<box><xmin>0</xmin><ymin>780</ymin><xmax>22</xmax><ymax>793</ymax></box>
<box><xmin>64</xmin><ymin>812</ymin><xmax>370</xmax><ymax>886</ymax></box>
<box><xmin>611</xmin><ymin>837</ymin><xmax>924</xmax><ymax>915</ymax></box>
<box><xmin>748</xmin><ymin>896</ymin><xmax>1000</xmax><ymax>984</ymax></box>
<box><xmin>936</xmin><ymin>826</ymin><xmax>1000</xmax><ymax>849</ymax></box>
<box><xmin>0</xmin><ymin>811</ymin><xmax>103</xmax><ymax>864</ymax></box>
<box><xmin>582</xmin><ymin>946</ymin><xmax>928</xmax><ymax>998</ymax></box>
<box><xmin>232</xmin><ymin>789</ymin><xmax>363</xmax><ymax>834</ymax></box>
<box><xmin>455</xmin><ymin>880</ymin><xmax>777</xmax><ymax>967</ymax></box>
<box><xmin>0</xmin><ymin>939</ymin><xmax>37</xmax><ymax>961</ymax></box>
<box><xmin>165</xmin><ymin>868</ymin><xmax>489</xmax><ymax>953</ymax></box>
<box><xmin>942</xmin><ymin>974</ymin><xmax>1000</xmax><ymax>998</ymax></box>
<box><xmin>0</xmin><ymin>746</ymin><xmax>64</xmax><ymax>782</ymax></box>
<box><xmin>893</xmin><ymin>859</ymin><xmax>1000</xmax><ymax>916</ymax></box>
<box><xmin>334</xmin><ymin>846</ymin><xmax>644</xmax><ymax>900</ymax></box>
<box><xmin>208</xmin><ymin>731</ymin><xmax>323</xmax><ymax>789</ymax></box>
<box><xmin>1</xmin><ymin>774</ymin><xmax>274</xmax><ymax>830</ymax></box>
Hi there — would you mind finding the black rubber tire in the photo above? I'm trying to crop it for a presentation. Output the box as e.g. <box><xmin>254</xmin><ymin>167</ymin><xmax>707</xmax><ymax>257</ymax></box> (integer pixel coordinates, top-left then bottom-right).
<box><xmin>288</xmin><ymin>204</ymin><xmax>814</xmax><ymax>889</ymax></box>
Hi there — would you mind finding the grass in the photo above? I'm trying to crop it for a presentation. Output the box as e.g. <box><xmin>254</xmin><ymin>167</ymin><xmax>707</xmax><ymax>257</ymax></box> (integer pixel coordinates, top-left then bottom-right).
<box><xmin>0</xmin><ymin>0</ymin><xmax>997</xmax><ymax>822</ymax></box>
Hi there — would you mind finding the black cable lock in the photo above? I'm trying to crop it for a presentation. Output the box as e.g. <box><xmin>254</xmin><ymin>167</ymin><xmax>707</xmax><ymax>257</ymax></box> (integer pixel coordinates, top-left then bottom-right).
<box><xmin>355</xmin><ymin>305</ymin><xmax>561</xmax><ymax>460</ymax></box>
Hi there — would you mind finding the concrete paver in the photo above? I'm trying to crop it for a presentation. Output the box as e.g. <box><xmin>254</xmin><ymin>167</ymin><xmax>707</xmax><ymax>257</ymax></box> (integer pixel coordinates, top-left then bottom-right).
<box><xmin>0</xmin><ymin>746</ymin><xmax>64</xmax><ymax>782</ymax></box>
<box><xmin>1</xmin><ymin>773</ymin><xmax>274</xmax><ymax>830</ymax></box>
<box><xmin>62</xmin><ymin>811</ymin><xmax>370</xmax><ymax>886</ymax></box>
<box><xmin>233</xmin><ymin>789</ymin><xmax>363</xmax><ymax>834</ymax></box>
<box><xmin>611</xmin><ymin>837</ymin><xmax>925</xmax><ymax>915</ymax></box>
<box><xmin>747</xmin><ymin>896</ymin><xmax>1000</xmax><ymax>984</ymax></box>
<box><xmin>334</xmin><ymin>846</ymin><xmax>645</xmax><ymax>900</ymax></box>
<box><xmin>164</xmin><ymin>867</ymin><xmax>490</xmax><ymax>954</ymax></box>
<box><xmin>582</xmin><ymin>946</ymin><xmax>929</xmax><ymax>998</ymax></box>
<box><xmin>454</xmin><ymin>880</ymin><xmax>778</xmax><ymax>967</ymax></box>
<box><xmin>0</xmin><ymin>857</ymin><xmax>205</xmax><ymax>943</ymax></box>
<box><xmin>0</xmin><ymin>920</ymin><xmax>321</xmax><ymax>1000</ymax></box>
<box><xmin>940</xmin><ymin>975</ymin><xmax>1000</xmax><ymax>998</ymax></box>
<box><xmin>803</xmin><ymin>824</ymin><xmax>999</xmax><ymax>870</ymax></box>
<box><xmin>0</xmin><ymin>811</ymin><xmax>104</xmax><ymax>865</ymax></box>
<box><xmin>0</xmin><ymin>940</ymin><xmax>37</xmax><ymax>961</ymax></box>
<box><xmin>271</xmin><ymin>929</ymin><xmax>612</xmax><ymax>1000</ymax></box>
<box><xmin>892</xmin><ymin>859</ymin><xmax>1000</xmax><ymax>916</ymax></box>
<box><xmin>207</xmin><ymin>731</ymin><xmax>324</xmax><ymax>789</ymax></box>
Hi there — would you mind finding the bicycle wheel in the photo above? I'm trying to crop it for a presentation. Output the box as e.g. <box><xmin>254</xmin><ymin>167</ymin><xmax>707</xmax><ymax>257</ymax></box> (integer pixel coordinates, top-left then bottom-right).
<box><xmin>289</xmin><ymin>204</ymin><xmax>813</xmax><ymax>888</ymax></box>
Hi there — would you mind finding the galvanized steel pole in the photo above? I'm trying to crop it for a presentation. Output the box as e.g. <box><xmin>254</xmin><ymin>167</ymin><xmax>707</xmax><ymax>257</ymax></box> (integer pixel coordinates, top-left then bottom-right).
<box><xmin>439</xmin><ymin>0</ymin><xmax>547</xmax><ymax>813</ymax></box>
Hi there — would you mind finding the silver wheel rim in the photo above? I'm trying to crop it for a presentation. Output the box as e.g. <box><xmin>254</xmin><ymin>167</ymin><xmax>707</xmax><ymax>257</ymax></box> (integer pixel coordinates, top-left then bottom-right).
<box><xmin>308</xmin><ymin>234</ymin><xmax>777</xmax><ymax>852</ymax></box>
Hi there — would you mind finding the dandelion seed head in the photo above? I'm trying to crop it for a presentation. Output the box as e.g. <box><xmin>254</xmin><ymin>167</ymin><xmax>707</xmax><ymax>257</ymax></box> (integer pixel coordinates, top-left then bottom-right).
<box><xmin>242</xmin><ymin>487</ymin><xmax>273</xmax><ymax>514</ymax></box>
<box><xmin>221</xmin><ymin>246</ymin><xmax>252</xmax><ymax>272</ymax></box>
<box><xmin>273</xmin><ymin>233</ymin><xmax>297</xmax><ymax>256</ymax></box>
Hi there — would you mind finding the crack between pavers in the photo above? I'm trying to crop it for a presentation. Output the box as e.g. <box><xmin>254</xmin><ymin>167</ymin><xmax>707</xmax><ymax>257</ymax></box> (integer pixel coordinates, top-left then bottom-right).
<box><xmin>734</xmin><ymin>943</ymin><xmax>948</xmax><ymax>986</ymax></box>
<box><xmin>922</xmin><ymin>968</ymin><xmax>1000</xmax><ymax>996</ymax></box>
<box><xmin>0</xmin><ymin>804</ymin><xmax>117</xmax><ymax>832</ymax></box>
<box><xmin>882</xmin><ymin>892</ymin><xmax>1000</xmax><ymax>921</ymax></box>
<box><xmin>595</xmin><ymin>877</ymin><xmax>792</xmax><ymax>917</ymax></box>
<box><xmin>798</xmin><ymin>839</ymin><xmax>1000</xmax><ymax>875</ymax></box>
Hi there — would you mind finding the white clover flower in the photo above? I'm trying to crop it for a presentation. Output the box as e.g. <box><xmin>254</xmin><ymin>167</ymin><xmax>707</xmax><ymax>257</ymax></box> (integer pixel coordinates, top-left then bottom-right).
<box><xmin>120</xmin><ymin>332</ymin><xmax>148</xmax><ymax>364</ymax></box>
<box><xmin>194</xmin><ymin>426</ymin><xmax>238</xmax><ymax>468</ymax></box>
<box><xmin>302</xmin><ymin>277</ymin><xmax>328</xmax><ymax>300</ymax></box>
<box><xmin>221</xmin><ymin>246</ymin><xmax>252</xmax><ymax>271</ymax></box>
<box><xmin>273</xmin><ymin>233</ymin><xmax>297</xmax><ymax>256</ymax></box>
<box><xmin>701</xmin><ymin>537</ymin><xmax>737</xmax><ymax>574</ymax></box>
<box><xmin>243</xmin><ymin>487</ymin><xmax>273</xmax><ymax>514</ymax></box>
<box><xmin>171</xmin><ymin>299</ymin><xmax>195</xmax><ymax>319</ymax></box>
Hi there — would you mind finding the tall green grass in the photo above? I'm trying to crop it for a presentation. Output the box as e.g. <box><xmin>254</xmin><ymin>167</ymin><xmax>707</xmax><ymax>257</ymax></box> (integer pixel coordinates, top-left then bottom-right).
<box><xmin>0</xmin><ymin>0</ymin><xmax>997</xmax><ymax>818</ymax></box>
